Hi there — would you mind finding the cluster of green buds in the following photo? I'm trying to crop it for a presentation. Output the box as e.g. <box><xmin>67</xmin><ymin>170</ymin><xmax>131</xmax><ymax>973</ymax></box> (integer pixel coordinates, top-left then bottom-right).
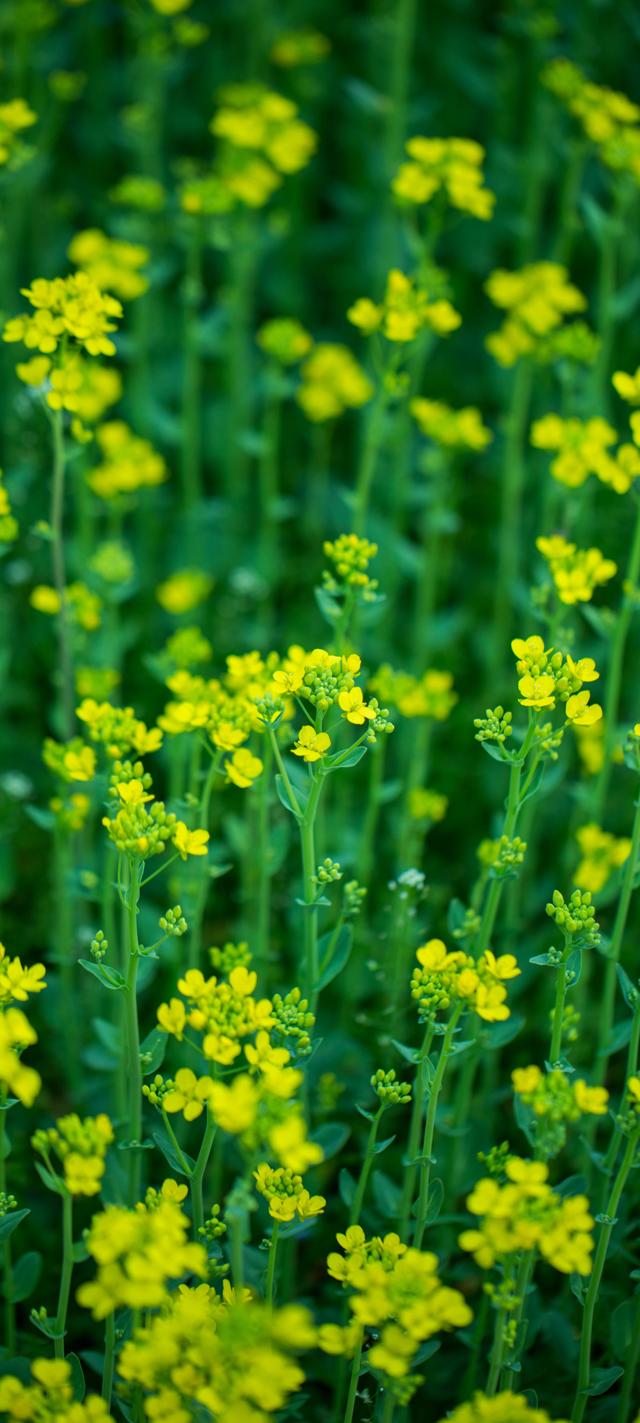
<box><xmin>199</xmin><ymin>1203</ymin><xmax>228</xmax><ymax>1247</ymax></box>
<box><xmin>141</xmin><ymin>1074</ymin><xmax>172</xmax><ymax>1109</ymax></box>
<box><xmin>623</xmin><ymin>722</ymin><xmax>640</xmax><ymax>773</ymax></box>
<box><xmin>451</xmin><ymin>906</ymin><xmax>481</xmax><ymax>944</ymax></box>
<box><xmin>532</xmin><ymin>720</ymin><xmax>564</xmax><ymax>761</ymax></box>
<box><xmin>254</xmin><ymin>692</ymin><xmax>285</xmax><ymax>727</ymax></box>
<box><xmin>477</xmin><ymin>1141</ymin><xmax>511</xmax><ymax>1178</ymax></box>
<box><xmin>344</xmin><ymin>880</ymin><xmax>367</xmax><ymax>918</ymax></box>
<box><xmin>474</xmin><ymin>705</ymin><xmax>512</xmax><ymax>747</ymax></box>
<box><xmin>0</xmin><ymin>1191</ymin><xmax>18</xmax><ymax>1214</ymax></box>
<box><xmin>102</xmin><ymin>797</ymin><xmax>177</xmax><ymax>859</ymax></box>
<box><xmin>159</xmin><ymin>905</ymin><xmax>188</xmax><ymax>938</ymax></box>
<box><xmin>371</xmin><ymin>1067</ymin><xmax>412</xmax><ymax>1106</ymax></box>
<box><xmin>271</xmin><ymin>987</ymin><xmax>316</xmax><ymax>1056</ymax></box>
<box><xmin>209</xmin><ymin>940</ymin><xmax>252</xmax><ymax>974</ymax></box>
<box><xmin>109</xmin><ymin>759</ymin><xmax>152</xmax><ymax>796</ymax></box>
<box><xmin>554</xmin><ymin>1001</ymin><xmax>580</xmax><ymax>1045</ymax></box>
<box><xmin>545</xmin><ymin>889</ymin><xmax>600</xmax><ymax>949</ymax></box>
<box><xmin>90</xmin><ymin>930</ymin><xmax>108</xmax><ymax>962</ymax></box>
<box><xmin>301</xmin><ymin>659</ymin><xmax>357</xmax><ymax>712</ymax></box>
<box><xmin>484</xmin><ymin>1278</ymin><xmax>521</xmax><ymax>1327</ymax></box>
<box><xmin>488</xmin><ymin>835</ymin><xmax>527</xmax><ymax>878</ymax></box>
<box><xmin>617</xmin><ymin>1077</ymin><xmax>640</xmax><ymax>1136</ymax></box>
<box><xmin>313</xmin><ymin>857</ymin><xmax>342</xmax><ymax>887</ymax></box>
<box><xmin>322</xmin><ymin>533</ymin><xmax>379</xmax><ymax>595</ymax></box>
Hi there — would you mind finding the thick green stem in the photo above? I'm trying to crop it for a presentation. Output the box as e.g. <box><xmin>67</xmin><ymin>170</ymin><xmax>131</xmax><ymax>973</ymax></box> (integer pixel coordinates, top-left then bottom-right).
<box><xmin>190</xmin><ymin>1110</ymin><xmax>217</xmax><ymax>1238</ymax></box>
<box><xmin>398</xmin><ymin>1029</ymin><xmax>434</xmax><ymax>1241</ymax></box>
<box><xmin>125</xmin><ymin>868</ymin><xmax>142</xmax><ymax>1205</ymax></box>
<box><xmin>181</xmin><ymin>218</ymin><xmax>204</xmax><ymax>512</ymax></box>
<box><xmin>265</xmin><ymin>1219</ymin><xmax>280</xmax><ymax>1306</ymax></box>
<box><xmin>593</xmin><ymin>498</ymin><xmax>640</xmax><ymax>820</ymax></box>
<box><xmin>572</xmin><ymin>1130</ymin><xmax>640</xmax><ymax>1423</ymax></box>
<box><xmin>54</xmin><ymin>1191</ymin><xmax>73</xmax><ymax>1359</ymax></box>
<box><xmin>413</xmin><ymin>1006</ymin><xmax>462</xmax><ymax>1248</ymax></box>
<box><xmin>489</xmin><ymin>359</ymin><xmax>534</xmax><ymax>690</ymax></box>
<box><xmin>341</xmin><ymin>1332</ymin><xmax>364</xmax><ymax>1423</ymax></box>
<box><xmin>300</xmin><ymin>774</ymin><xmax>325</xmax><ymax>1006</ymax></box>
<box><xmin>595</xmin><ymin>792</ymin><xmax>640</xmax><ymax>1083</ymax></box>
<box><xmin>486</xmin><ymin>1302</ymin><xmax>510</xmax><ymax>1396</ymax></box>
<box><xmin>0</xmin><ymin>1107</ymin><xmax>15</xmax><ymax>1355</ymax></box>
<box><xmin>549</xmin><ymin>951</ymin><xmax>570</xmax><ymax>1065</ymax></box>
<box><xmin>349</xmin><ymin>1108</ymin><xmax>383</xmax><ymax>1227</ymax></box>
<box><xmin>102</xmin><ymin>1312</ymin><xmax>116</xmax><ymax>1406</ymax></box>
<box><xmin>50</xmin><ymin>409</ymin><xmax>74</xmax><ymax>739</ymax></box>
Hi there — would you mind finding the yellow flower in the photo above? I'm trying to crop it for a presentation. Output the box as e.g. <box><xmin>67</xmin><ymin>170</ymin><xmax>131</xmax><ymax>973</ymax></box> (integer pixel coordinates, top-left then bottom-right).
<box><xmin>173</xmin><ymin>822</ymin><xmax>210</xmax><ymax>859</ymax></box>
<box><xmin>226</xmin><ymin>747</ymin><xmax>263</xmax><ymax>787</ymax></box>
<box><xmin>163</xmin><ymin>1068</ymin><xmax>215</xmax><ymax>1121</ymax></box>
<box><xmin>292</xmin><ymin>725</ymin><xmax>331</xmax><ymax>762</ymax></box>
<box><xmin>565</xmin><ymin>691</ymin><xmax>603</xmax><ymax>727</ymax></box>
<box><xmin>517</xmin><ymin>673</ymin><xmax>556</xmax><ymax>709</ymax></box>
<box><xmin>338</xmin><ymin>688</ymin><xmax>375</xmax><ymax>724</ymax></box>
<box><xmin>208</xmin><ymin>1074</ymin><xmax>259</xmax><ymax>1133</ymax></box>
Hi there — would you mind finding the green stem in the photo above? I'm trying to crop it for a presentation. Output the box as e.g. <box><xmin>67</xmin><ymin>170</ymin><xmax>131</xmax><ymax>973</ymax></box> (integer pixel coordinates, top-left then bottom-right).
<box><xmin>349</xmin><ymin>1108</ymin><xmax>383</xmax><ymax>1227</ymax></box>
<box><xmin>353</xmin><ymin>385</ymin><xmax>390</xmax><ymax>536</ymax></box>
<box><xmin>54</xmin><ymin>1191</ymin><xmax>73</xmax><ymax>1359</ymax></box>
<box><xmin>549</xmin><ymin>950</ymin><xmax>570</xmax><ymax>1065</ymax></box>
<box><xmin>189</xmin><ymin>750</ymin><xmax>222</xmax><ymax>969</ymax></box>
<box><xmin>357</xmin><ymin>740</ymin><xmax>386</xmax><ymax>885</ymax></box>
<box><xmin>230</xmin><ymin>1208</ymin><xmax>246</xmax><ymax>1292</ymax></box>
<box><xmin>254</xmin><ymin>738</ymin><xmax>273</xmax><ymax>972</ymax></box>
<box><xmin>595</xmin><ymin>791</ymin><xmax>640</xmax><ymax>1083</ymax></box>
<box><xmin>398</xmin><ymin>1028</ymin><xmax>434</xmax><ymax>1240</ymax></box>
<box><xmin>486</xmin><ymin>1301</ymin><xmax>510</xmax><ymax>1396</ymax></box>
<box><xmin>125</xmin><ymin>865</ymin><xmax>142</xmax><ymax>1205</ymax></box>
<box><xmin>301</xmin><ymin>774</ymin><xmax>325</xmax><ymax>1007</ymax></box>
<box><xmin>341</xmin><ymin>1332</ymin><xmax>364</xmax><ymax>1423</ymax></box>
<box><xmin>102</xmin><ymin>1312</ymin><xmax>116</xmax><ymax>1406</ymax></box>
<box><xmin>380</xmin><ymin>1389</ymin><xmax>396</xmax><ymax>1423</ymax></box>
<box><xmin>593</xmin><ymin>496</ymin><xmax>640</xmax><ymax>820</ymax></box>
<box><xmin>572</xmin><ymin>1130</ymin><xmax>640</xmax><ymax>1423</ymax></box>
<box><xmin>499</xmin><ymin>1249</ymin><xmax>535</xmax><ymax>1389</ymax></box>
<box><xmin>616</xmin><ymin>1288</ymin><xmax>640</xmax><ymax>1423</ymax></box>
<box><xmin>265</xmin><ymin>1219</ymin><xmax>280</xmax><ymax>1306</ymax></box>
<box><xmin>190</xmin><ymin>1110</ymin><xmax>217</xmax><ymax>1238</ymax></box>
<box><xmin>413</xmin><ymin>1005</ymin><xmax>462</xmax><ymax>1248</ymax></box>
<box><xmin>0</xmin><ymin>1107</ymin><xmax>15</xmax><ymax>1355</ymax></box>
<box><xmin>181</xmin><ymin>217</ymin><xmax>204</xmax><ymax>512</ymax></box>
<box><xmin>600</xmin><ymin>995</ymin><xmax>640</xmax><ymax>1196</ymax></box>
<box><xmin>489</xmin><ymin>359</ymin><xmax>534</xmax><ymax>691</ymax></box>
<box><xmin>50</xmin><ymin>408</ymin><xmax>74</xmax><ymax>739</ymax></box>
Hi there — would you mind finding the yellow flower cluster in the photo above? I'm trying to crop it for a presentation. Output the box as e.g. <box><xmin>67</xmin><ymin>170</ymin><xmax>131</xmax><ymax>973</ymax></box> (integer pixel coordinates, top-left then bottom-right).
<box><xmin>0</xmin><ymin>944</ymin><xmax>46</xmax><ymax>1007</ymax></box>
<box><xmin>411</xmin><ymin>939</ymin><xmax>520</xmax><ymax>1023</ymax></box>
<box><xmin>76</xmin><ymin>698</ymin><xmax>162</xmax><ymax>758</ymax></box>
<box><xmin>157</xmin><ymin>965</ymin><xmax>272</xmax><ymax>1066</ymax></box>
<box><xmin>0</xmin><ymin>1359</ymin><xmax>113</xmax><ymax>1423</ymax></box>
<box><xmin>543</xmin><ymin>59</ymin><xmax>640</xmax><ymax>182</ymax></box>
<box><xmin>0</xmin><ymin>470</ymin><xmax>17</xmax><ymax>542</ymax></box>
<box><xmin>118</xmin><ymin>1284</ymin><xmax>315</xmax><ymax>1421</ymax></box>
<box><xmin>348</xmin><ymin>268</ymin><xmax>461</xmax><ymax>343</ymax></box>
<box><xmin>43</xmin><ymin>736</ymin><xmax>96</xmax><ymax>783</ymax></box>
<box><xmin>77</xmin><ymin>1198</ymin><xmax>207</xmax><ymax>1317</ymax></box>
<box><xmin>485</xmin><ymin>263</ymin><xmax>586</xmax><ymax>367</ymax></box>
<box><xmin>68</xmin><ymin>228</ymin><xmax>149</xmax><ymax>301</ymax></box>
<box><xmin>574</xmin><ymin>822</ymin><xmax>631</xmax><ymax>893</ymax></box>
<box><xmin>512</xmin><ymin>635</ymin><xmax>602</xmax><ymax>726</ymax></box>
<box><xmin>323</xmin><ymin>533</ymin><xmax>378</xmax><ymax>588</ymax></box>
<box><xmin>86</xmin><ymin>420</ymin><xmax>167</xmax><ymax>500</ymax></box>
<box><xmin>536</xmin><ymin>535</ymin><xmax>617</xmax><ymax>605</ymax></box>
<box><xmin>531</xmin><ymin>414</ymin><xmax>640</xmax><ymax>493</ymax></box>
<box><xmin>0</xmin><ymin>98</ymin><xmax>36</xmax><ymax>167</ymax></box>
<box><xmin>325</xmin><ymin>1227</ymin><xmax>471</xmax><ymax>1385</ymax></box>
<box><xmin>438</xmin><ymin>1392</ymin><xmax>569</xmax><ymax>1423</ymax></box>
<box><xmin>32</xmin><ymin>1113</ymin><xmax>113</xmax><ymax>1196</ymax></box>
<box><xmin>254</xmin><ymin>1162</ymin><xmax>325</xmax><ymax>1220</ymax></box>
<box><xmin>31</xmin><ymin>580</ymin><xmax>102</xmax><ymax>631</ymax></box>
<box><xmin>257</xmin><ymin>316</ymin><xmax>312</xmax><ymax>365</ymax></box>
<box><xmin>16</xmin><ymin>350</ymin><xmax>121</xmax><ymax>438</ymax></box>
<box><xmin>4</xmin><ymin>272</ymin><xmax>122</xmax><ymax>358</ymax></box>
<box><xmin>102</xmin><ymin>774</ymin><xmax>180</xmax><ymax>860</ymax></box>
<box><xmin>512</xmin><ymin>1066</ymin><xmax>608</xmax><ymax>1122</ymax></box>
<box><xmin>210</xmin><ymin>84</ymin><xmax>317</xmax><ymax>207</ymax></box>
<box><xmin>392</xmin><ymin>136</ymin><xmax>495</xmax><ymax>219</ymax></box>
<box><xmin>156</xmin><ymin>568</ymin><xmax>213</xmax><ymax>613</ymax></box>
<box><xmin>370</xmin><ymin>665</ymin><xmax>457</xmax><ymax>720</ymax></box>
<box><xmin>411</xmin><ymin>397</ymin><xmax>493</xmax><ymax>451</ymax></box>
<box><xmin>459</xmin><ymin>1158</ymin><xmax>594</xmax><ymax>1274</ymax></box>
<box><xmin>408</xmin><ymin>787</ymin><xmax>449</xmax><ymax>822</ymax></box>
<box><xmin>0</xmin><ymin>1008</ymin><xmax>41</xmax><ymax>1106</ymax></box>
<box><xmin>296</xmin><ymin>342</ymin><xmax>373</xmax><ymax>421</ymax></box>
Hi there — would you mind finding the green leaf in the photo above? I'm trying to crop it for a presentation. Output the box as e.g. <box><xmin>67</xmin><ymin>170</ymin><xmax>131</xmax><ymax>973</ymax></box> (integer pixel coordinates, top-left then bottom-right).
<box><xmin>373</xmin><ymin>1134</ymin><xmax>396</xmax><ymax>1156</ymax></box>
<box><xmin>11</xmin><ymin>1251</ymin><xmax>42</xmax><ymax>1302</ymax></box>
<box><xmin>312</xmin><ymin>1123</ymin><xmax>350</xmax><ymax>1160</ymax></box>
<box><xmin>338</xmin><ymin>1168</ymin><xmax>356</xmax><ymax>1208</ymax></box>
<box><xmin>486</xmin><ymin>1013</ymin><xmax>525</xmax><ymax>1049</ymax></box>
<box><xmin>151</xmin><ymin>1129</ymin><xmax>195</xmax><ymax>1179</ymax></box>
<box><xmin>316</xmin><ymin>925</ymin><xmax>353</xmax><ymax>991</ymax></box>
<box><xmin>140</xmin><ymin>1027</ymin><xmax>167</xmax><ymax>1077</ymax></box>
<box><xmin>598</xmin><ymin>1019</ymin><xmax>632</xmax><ymax>1056</ymax></box>
<box><xmin>328</xmin><ymin>745</ymin><xmax>367</xmax><ymax>771</ymax></box>
<box><xmin>79</xmin><ymin>960</ymin><xmax>126</xmax><ymax>992</ymax></box>
<box><xmin>274</xmin><ymin>773</ymin><xmax>305</xmax><ymax>819</ymax></box>
<box><xmin>426</xmin><ymin>1178</ymin><xmax>444</xmax><ymax>1223</ymax></box>
<box><xmin>0</xmin><ymin>1208</ymin><xmax>29</xmax><ymax>1242</ymax></box>
<box><xmin>583</xmin><ymin>1365</ymin><xmax>624</xmax><ymax>1397</ymax></box>
<box><xmin>67</xmin><ymin>1353</ymin><xmax>86</xmax><ymax>1402</ymax></box>
<box><xmin>34</xmin><ymin>1163</ymin><xmax>65</xmax><ymax>1196</ymax></box>
<box><xmin>391</xmin><ymin>1039</ymin><xmax>421</xmax><ymax>1064</ymax></box>
<box><xmin>372</xmin><ymin>1170</ymin><xmax>402</xmax><ymax>1219</ymax></box>
<box><xmin>314</xmin><ymin>586</ymin><xmax>342</xmax><ymax>626</ymax></box>
<box><xmin>616</xmin><ymin>964</ymin><xmax>639</xmax><ymax>1012</ymax></box>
